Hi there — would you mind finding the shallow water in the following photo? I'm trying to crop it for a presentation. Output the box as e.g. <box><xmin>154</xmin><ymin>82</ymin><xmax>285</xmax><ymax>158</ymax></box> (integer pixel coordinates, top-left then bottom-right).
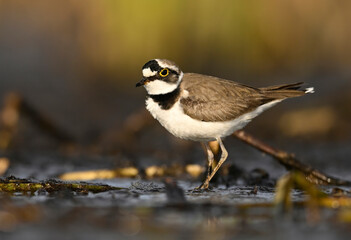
<box><xmin>1</xmin><ymin>140</ymin><xmax>351</xmax><ymax>239</ymax></box>
<box><xmin>0</xmin><ymin>180</ymin><xmax>350</xmax><ymax>240</ymax></box>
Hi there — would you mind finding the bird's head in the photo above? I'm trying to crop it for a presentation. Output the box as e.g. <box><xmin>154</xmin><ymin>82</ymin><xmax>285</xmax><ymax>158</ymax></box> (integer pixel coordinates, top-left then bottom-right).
<box><xmin>136</xmin><ymin>59</ymin><xmax>183</xmax><ymax>95</ymax></box>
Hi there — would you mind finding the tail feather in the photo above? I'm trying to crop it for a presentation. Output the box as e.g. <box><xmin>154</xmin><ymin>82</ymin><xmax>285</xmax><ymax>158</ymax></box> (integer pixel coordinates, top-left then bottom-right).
<box><xmin>260</xmin><ymin>82</ymin><xmax>304</xmax><ymax>91</ymax></box>
<box><xmin>260</xmin><ymin>82</ymin><xmax>314</xmax><ymax>100</ymax></box>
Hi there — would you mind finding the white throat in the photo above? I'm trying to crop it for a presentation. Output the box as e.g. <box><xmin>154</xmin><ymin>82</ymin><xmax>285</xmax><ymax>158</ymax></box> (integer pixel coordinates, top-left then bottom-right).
<box><xmin>144</xmin><ymin>72</ymin><xmax>183</xmax><ymax>95</ymax></box>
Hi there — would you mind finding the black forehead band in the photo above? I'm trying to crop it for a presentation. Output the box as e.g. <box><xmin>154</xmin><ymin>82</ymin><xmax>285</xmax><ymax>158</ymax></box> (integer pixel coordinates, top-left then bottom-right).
<box><xmin>142</xmin><ymin>60</ymin><xmax>160</xmax><ymax>72</ymax></box>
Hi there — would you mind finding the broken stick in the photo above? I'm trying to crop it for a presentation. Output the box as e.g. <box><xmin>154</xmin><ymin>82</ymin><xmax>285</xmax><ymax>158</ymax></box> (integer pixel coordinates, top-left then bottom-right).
<box><xmin>233</xmin><ymin>130</ymin><xmax>351</xmax><ymax>186</ymax></box>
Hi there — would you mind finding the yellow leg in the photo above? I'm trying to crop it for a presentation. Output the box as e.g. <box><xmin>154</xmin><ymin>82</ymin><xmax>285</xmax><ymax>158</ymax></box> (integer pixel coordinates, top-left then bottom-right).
<box><xmin>197</xmin><ymin>138</ymin><xmax>228</xmax><ymax>189</ymax></box>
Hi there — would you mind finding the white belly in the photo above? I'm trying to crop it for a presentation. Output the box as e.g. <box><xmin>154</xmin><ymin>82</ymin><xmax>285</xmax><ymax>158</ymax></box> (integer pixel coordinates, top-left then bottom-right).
<box><xmin>146</xmin><ymin>98</ymin><xmax>281</xmax><ymax>142</ymax></box>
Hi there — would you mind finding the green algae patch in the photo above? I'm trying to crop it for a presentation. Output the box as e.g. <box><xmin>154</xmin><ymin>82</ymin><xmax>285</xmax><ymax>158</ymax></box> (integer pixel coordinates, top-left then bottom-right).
<box><xmin>0</xmin><ymin>176</ymin><xmax>124</xmax><ymax>194</ymax></box>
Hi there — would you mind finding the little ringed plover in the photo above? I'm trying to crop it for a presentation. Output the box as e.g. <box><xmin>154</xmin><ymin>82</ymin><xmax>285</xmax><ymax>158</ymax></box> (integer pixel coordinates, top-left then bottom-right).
<box><xmin>136</xmin><ymin>59</ymin><xmax>314</xmax><ymax>189</ymax></box>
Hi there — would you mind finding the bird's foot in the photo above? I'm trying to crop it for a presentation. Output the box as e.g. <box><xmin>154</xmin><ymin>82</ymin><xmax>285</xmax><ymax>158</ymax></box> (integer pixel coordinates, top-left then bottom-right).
<box><xmin>192</xmin><ymin>180</ymin><xmax>211</xmax><ymax>192</ymax></box>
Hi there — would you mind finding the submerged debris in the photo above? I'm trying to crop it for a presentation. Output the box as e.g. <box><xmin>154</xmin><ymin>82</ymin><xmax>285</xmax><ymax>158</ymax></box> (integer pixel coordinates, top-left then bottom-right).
<box><xmin>163</xmin><ymin>178</ymin><xmax>186</xmax><ymax>204</ymax></box>
<box><xmin>274</xmin><ymin>171</ymin><xmax>351</xmax><ymax>223</ymax></box>
<box><xmin>129</xmin><ymin>181</ymin><xmax>163</xmax><ymax>192</ymax></box>
<box><xmin>0</xmin><ymin>176</ymin><xmax>124</xmax><ymax>194</ymax></box>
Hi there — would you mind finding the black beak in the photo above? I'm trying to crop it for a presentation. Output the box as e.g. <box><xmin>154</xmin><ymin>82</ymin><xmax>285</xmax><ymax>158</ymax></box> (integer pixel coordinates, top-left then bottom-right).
<box><xmin>136</xmin><ymin>77</ymin><xmax>147</xmax><ymax>87</ymax></box>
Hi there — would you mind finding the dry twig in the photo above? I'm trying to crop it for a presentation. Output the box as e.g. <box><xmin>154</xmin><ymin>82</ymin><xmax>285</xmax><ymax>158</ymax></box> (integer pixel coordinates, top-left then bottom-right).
<box><xmin>233</xmin><ymin>130</ymin><xmax>351</xmax><ymax>186</ymax></box>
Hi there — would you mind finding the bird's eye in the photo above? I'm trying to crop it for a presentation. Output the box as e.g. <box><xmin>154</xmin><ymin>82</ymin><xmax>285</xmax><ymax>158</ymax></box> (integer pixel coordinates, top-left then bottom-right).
<box><xmin>159</xmin><ymin>68</ymin><xmax>169</xmax><ymax>77</ymax></box>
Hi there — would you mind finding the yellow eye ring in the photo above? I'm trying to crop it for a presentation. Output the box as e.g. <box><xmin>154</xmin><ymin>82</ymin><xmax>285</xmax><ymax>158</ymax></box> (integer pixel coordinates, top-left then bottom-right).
<box><xmin>159</xmin><ymin>68</ymin><xmax>169</xmax><ymax>77</ymax></box>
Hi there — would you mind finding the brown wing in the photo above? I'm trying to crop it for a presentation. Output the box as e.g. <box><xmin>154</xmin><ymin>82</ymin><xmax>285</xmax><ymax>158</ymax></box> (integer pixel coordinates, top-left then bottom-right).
<box><xmin>180</xmin><ymin>73</ymin><xmax>270</xmax><ymax>122</ymax></box>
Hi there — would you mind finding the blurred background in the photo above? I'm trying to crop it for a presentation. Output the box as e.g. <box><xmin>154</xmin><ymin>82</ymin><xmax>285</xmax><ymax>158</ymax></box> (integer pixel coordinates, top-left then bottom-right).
<box><xmin>0</xmin><ymin>0</ymin><xmax>350</xmax><ymax>157</ymax></box>
<box><xmin>1</xmin><ymin>2</ymin><xmax>351</xmax><ymax>237</ymax></box>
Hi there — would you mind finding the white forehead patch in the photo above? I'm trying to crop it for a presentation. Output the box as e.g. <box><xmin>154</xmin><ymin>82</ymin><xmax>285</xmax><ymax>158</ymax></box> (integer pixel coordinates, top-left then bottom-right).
<box><xmin>142</xmin><ymin>68</ymin><xmax>157</xmax><ymax>77</ymax></box>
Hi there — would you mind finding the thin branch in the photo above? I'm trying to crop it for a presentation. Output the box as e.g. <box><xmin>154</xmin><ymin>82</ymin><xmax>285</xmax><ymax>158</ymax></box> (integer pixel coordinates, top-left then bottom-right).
<box><xmin>233</xmin><ymin>130</ymin><xmax>351</xmax><ymax>186</ymax></box>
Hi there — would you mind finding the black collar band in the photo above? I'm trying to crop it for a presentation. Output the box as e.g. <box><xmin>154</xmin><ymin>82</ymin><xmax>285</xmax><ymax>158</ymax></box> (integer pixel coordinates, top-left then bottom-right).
<box><xmin>148</xmin><ymin>87</ymin><xmax>180</xmax><ymax>110</ymax></box>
